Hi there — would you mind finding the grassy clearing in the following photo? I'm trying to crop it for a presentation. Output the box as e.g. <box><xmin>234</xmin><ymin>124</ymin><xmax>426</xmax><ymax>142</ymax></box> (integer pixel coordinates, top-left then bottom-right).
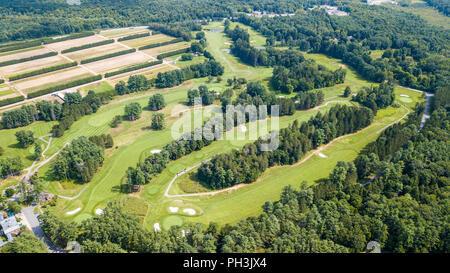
<box><xmin>229</xmin><ymin>22</ymin><xmax>267</xmax><ymax>47</ymax></box>
<box><xmin>303</xmin><ymin>52</ymin><xmax>373</xmax><ymax>99</ymax></box>
<box><xmin>79</xmin><ymin>81</ymin><xmax>114</xmax><ymax>94</ymax></box>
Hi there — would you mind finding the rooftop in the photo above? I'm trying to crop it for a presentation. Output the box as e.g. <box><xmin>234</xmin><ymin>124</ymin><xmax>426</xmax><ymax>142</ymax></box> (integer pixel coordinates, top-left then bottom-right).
<box><xmin>0</xmin><ymin>216</ymin><xmax>20</xmax><ymax>235</ymax></box>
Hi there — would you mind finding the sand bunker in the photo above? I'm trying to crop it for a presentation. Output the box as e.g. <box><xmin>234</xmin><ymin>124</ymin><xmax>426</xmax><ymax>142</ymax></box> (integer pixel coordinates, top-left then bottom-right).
<box><xmin>95</xmin><ymin>208</ymin><xmax>104</xmax><ymax>215</ymax></box>
<box><xmin>400</xmin><ymin>94</ymin><xmax>410</xmax><ymax>97</ymax></box>
<box><xmin>66</xmin><ymin>208</ymin><xmax>81</xmax><ymax>215</ymax></box>
<box><xmin>151</xmin><ymin>149</ymin><xmax>161</xmax><ymax>154</ymax></box>
<box><xmin>154</xmin><ymin>223</ymin><xmax>161</xmax><ymax>232</ymax></box>
<box><xmin>318</xmin><ymin>153</ymin><xmax>328</xmax><ymax>158</ymax></box>
<box><xmin>168</xmin><ymin>207</ymin><xmax>179</xmax><ymax>213</ymax></box>
<box><xmin>240</xmin><ymin>125</ymin><xmax>247</xmax><ymax>132</ymax></box>
<box><xmin>183</xmin><ymin>208</ymin><xmax>196</xmax><ymax>215</ymax></box>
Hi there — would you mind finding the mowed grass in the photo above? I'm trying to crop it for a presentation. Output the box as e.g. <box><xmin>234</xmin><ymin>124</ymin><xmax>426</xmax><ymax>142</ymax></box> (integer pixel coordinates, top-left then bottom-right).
<box><xmin>162</xmin><ymin>88</ymin><xmax>423</xmax><ymax>226</ymax></box>
<box><xmin>0</xmin><ymin>120</ymin><xmax>55</xmax><ymax>168</ymax></box>
<box><xmin>79</xmin><ymin>81</ymin><xmax>114</xmax><ymax>94</ymax></box>
<box><xmin>303</xmin><ymin>52</ymin><xmax>373</xmax><ymax>99</ymax></box>
<box><xmin>44</xmin><ymin>86</ymin><xmax>201</xmax><ymax>221</ymax></box>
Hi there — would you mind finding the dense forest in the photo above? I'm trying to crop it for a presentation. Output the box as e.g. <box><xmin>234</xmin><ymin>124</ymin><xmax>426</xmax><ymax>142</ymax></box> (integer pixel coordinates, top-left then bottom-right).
<box><xmin>32</xmin><ymin>87</ymin><xmax>449</xmax><ymax>253</ymax></box>
<box><xmin>236</xmin><ymin>4</ymin><xmax>449</xmax><ymax>92</ymax></box>
<box><xmin>1</xmin><ymin>91</ymin><xmax>110</xmax><ymax>135</ymax></box>
<box><xmin>50</xmin><ymin>136</ymin><xmax>105</xmax><ymax>183</ymax></box>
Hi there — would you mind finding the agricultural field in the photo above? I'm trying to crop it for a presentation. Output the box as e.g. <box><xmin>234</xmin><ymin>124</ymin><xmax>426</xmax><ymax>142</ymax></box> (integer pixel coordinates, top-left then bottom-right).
<box><xmin>121</xmin><ymin>34</ymin><xmax>173</xmax><ymax>48</ymax></box>
<box><xmin>99</xmin><ymin>27</ymin><xmax>149</xmax><ymax>38</ymax></box>
<box><xmin>82</xmin><ymin>51</ymin><xmax>155</xmax><ymax>74</ymax></box>
<box><xmin>13</xmin><ymin>66</ymin><xmax>93</xmax><ymax>94</ymax></box>
<box><xmin>63</xmin><ymin>43</ymin><xmax>127</xmax><ymax>62</ymax></box>
<box><xmin>44</xmin><ymin>35</ymin><xmax>107</xmax><ymax>52</ymax></box>
<box><xmin>141</xmin><ymin>42</ymin><xmax>191</xmax><ymax>57</ymax></box>
<box><xmin>0</xmin><ymin>84</ymin><xmax>16</xmax><ymax>99</ymax></box>
<box><xmin>0</xmin><ymin>45</ymin><xmax>45</xmax><ymax>58</ymax></box>
<box><xmin>0</xmin><ymin>47</ymin><xmax>51</xmax><ymax>63</ymax></box>
<box><xmin>0</xmin><ymin>55</ymin><xmax>69</xmax><ymax>77</ymax></box>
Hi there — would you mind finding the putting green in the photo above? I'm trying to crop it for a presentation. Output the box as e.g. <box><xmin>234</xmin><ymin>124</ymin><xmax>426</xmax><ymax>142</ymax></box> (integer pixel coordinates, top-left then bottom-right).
<box><xmin>161</xmin><ymin>215</ymin><xmax>183</xmax><ymax>230</ymax></box>
<box><xmin>399</xmin><ymin>97</ymin><xmax>413</xmax><ymax>103</ymax></box>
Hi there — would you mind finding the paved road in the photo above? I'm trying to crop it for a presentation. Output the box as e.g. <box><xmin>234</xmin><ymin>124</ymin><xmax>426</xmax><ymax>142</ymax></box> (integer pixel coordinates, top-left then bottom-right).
<box><xmin>21</xmin><ymin>206</ymin><xmax>64</xmax><ymax>253</ymax></box>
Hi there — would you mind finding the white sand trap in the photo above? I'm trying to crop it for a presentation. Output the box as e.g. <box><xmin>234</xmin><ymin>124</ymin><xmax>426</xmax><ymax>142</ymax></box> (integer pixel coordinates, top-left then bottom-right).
<box><xmin>240</xmin><ymin>125</ymin><xmax>247</xmax><ymax>132</ymax></box>
<box><xmin>95</xmin><ymin>208</ymin><xmax>104</xmax><ymax>215</ymax></box>
<box><xmin>279</xmin><ymin>96</ymin><xmax>285</xmax><ymax>98</ymax></box>
<box><xmin>151</xmin><ymin>149</ymin><xmax>161</xmax><ymax>154</ymax></box>
<box><xmin>318</xmin><ymin>153</ymin><xmax>328</xmax><ymax>158</ymax></box>
<box><xmin>400</xmin><ymin>94</ymin><xmax>409</xmax><ymax>97</ymax></box>
<box><xmin>154</xmin><ymin>223</ymin><xmax>161</xmax><ymax>232</ymax></box>
<box><xmin>224</xmin><ymin>42</ymin><xmax>231</xmax><ymax>45</ymax></box>
<box><xmin>66</xmin><ymin>208</ymin><xmax>81</xmax><ymax>215</ymax></box>
<box><xmin>168</xmin><ymin>207</ymin><xmax>179</xmax><ymax>213</ymax></box>
<box><xmin>183</xmin><ymin>208</ymin><xmax>196</xmax><ymax>215</ymax></box>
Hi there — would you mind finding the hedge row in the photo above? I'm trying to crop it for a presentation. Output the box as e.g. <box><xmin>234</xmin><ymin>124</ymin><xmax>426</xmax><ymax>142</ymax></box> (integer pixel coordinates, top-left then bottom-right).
<box><xmin>0</xmin><ymin>52</ymin><xmax>58</xmax><ymax>67</ymax></box>
<box><xmin>61</xmin><ymin>39</ymin><xmax>114</xmax><ymax>53</ymax></box>
<box><xmin>138</xmin><ymin>38</ymin><xmax>184</xmax><ymax>50</ymax></box>
<box><xmin>105</xmin><ymin>60</ymin><xmax>163</xmax><ymax>77</ymax></box>
<box><xmin>118</xmin><ymin>32</ymin><xmax>150</xmax><ymax>42</ymax></box>
<box><xmin>27</xmin><ymin>75</ymin><xmax>102</xmax><ymax>99</ymax></box>
<box><xmin>0</xmin><ymin>79</ymin><xmax>4</xmax><ymax>84</ymax></box>
<box><xmin>0</xmin><ymin>40</ymin><xmax>43</xmax><ymax>53</ymax></box>
<box><xmin>151</xmin><ymin>31</ymin><xmax>161</xmax><ymax>35</ymax></box>
<box><xmin>9</xmin><ymin>62</ymin><xmax>78</xmax><ymax>81</ymax></box>
<box><xmin>43</xmin><ymin>32</ymin><xmax>95</xmax><ymax>44</ymax></box>
<box><xmin>157</xmin><ymin>47</ymin><xmax>191</xmax><ymax>60</ymax></box>
<box><xmin>0</xmin><ymin>96</ymin><xmax>25</xmax><ymax>107</ymax></box>
<box><xmin>80</xmin><ymin>48</ymin><xmax>136</xmax><ymax>64</ymax></box>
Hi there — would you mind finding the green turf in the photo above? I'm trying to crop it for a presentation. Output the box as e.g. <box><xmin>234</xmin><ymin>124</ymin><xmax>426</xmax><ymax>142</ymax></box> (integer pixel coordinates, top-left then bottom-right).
<box><xmin>0</xmin><ymin>22</ymin><xmax>426</xmax><ymax>232</ymax></box>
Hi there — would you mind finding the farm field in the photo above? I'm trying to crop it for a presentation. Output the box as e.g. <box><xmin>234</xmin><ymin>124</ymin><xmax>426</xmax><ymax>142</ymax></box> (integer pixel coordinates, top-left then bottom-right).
<box><xmin>141</xmin><ymin>42</ymin><xmax>191</xmax><ymax>57</ymax></box>
<box><xmin>82</xmin><ymin>51</ymin><xmax>154</xmax><ymax>74</ymax></box>
<box><xmin>0</xmin><ymin>45</ymin><xmax>45</xmax><ymax>57</ymax></box>
<box><xmin>44</xmin><ymin>35</ymin><xmax>107</xmax><ymax>52</ymax></box>
<box><xmin>0</xmin><ymin>47</ymin><xmax>51</xmax><ymax>63</ymax></box>
<box><xmin>12</xmin><ymin>66</ymin><xmax>93</xmax><ymax>93</ymax></box>
<box><xmin>63</xmin><ymin>43</ymin><xmax>127</xmax><ymax>62</ymax></box>
<box><xmin>99</xmin><ymin>27</ymin><xmax>149</xmax><ymax>38</ymax></box>
<box><xmin>0</xmin><ymin>55</ymin><xmax>69</xmax><ymax>77</ymax></box>
<box><xmin>107</xmin><ymin>63</ymin><xmax>174</xmax><ymax>84</ymax></box>
<box><xmin>0</xmin><ymin>84</ymin><xmax>16</xmax><ymax>98</ymax></box>
<box><xmin>121</xmin><ymin>34</ymin><xmax>173</xmax><ymax>48</ymax></box>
